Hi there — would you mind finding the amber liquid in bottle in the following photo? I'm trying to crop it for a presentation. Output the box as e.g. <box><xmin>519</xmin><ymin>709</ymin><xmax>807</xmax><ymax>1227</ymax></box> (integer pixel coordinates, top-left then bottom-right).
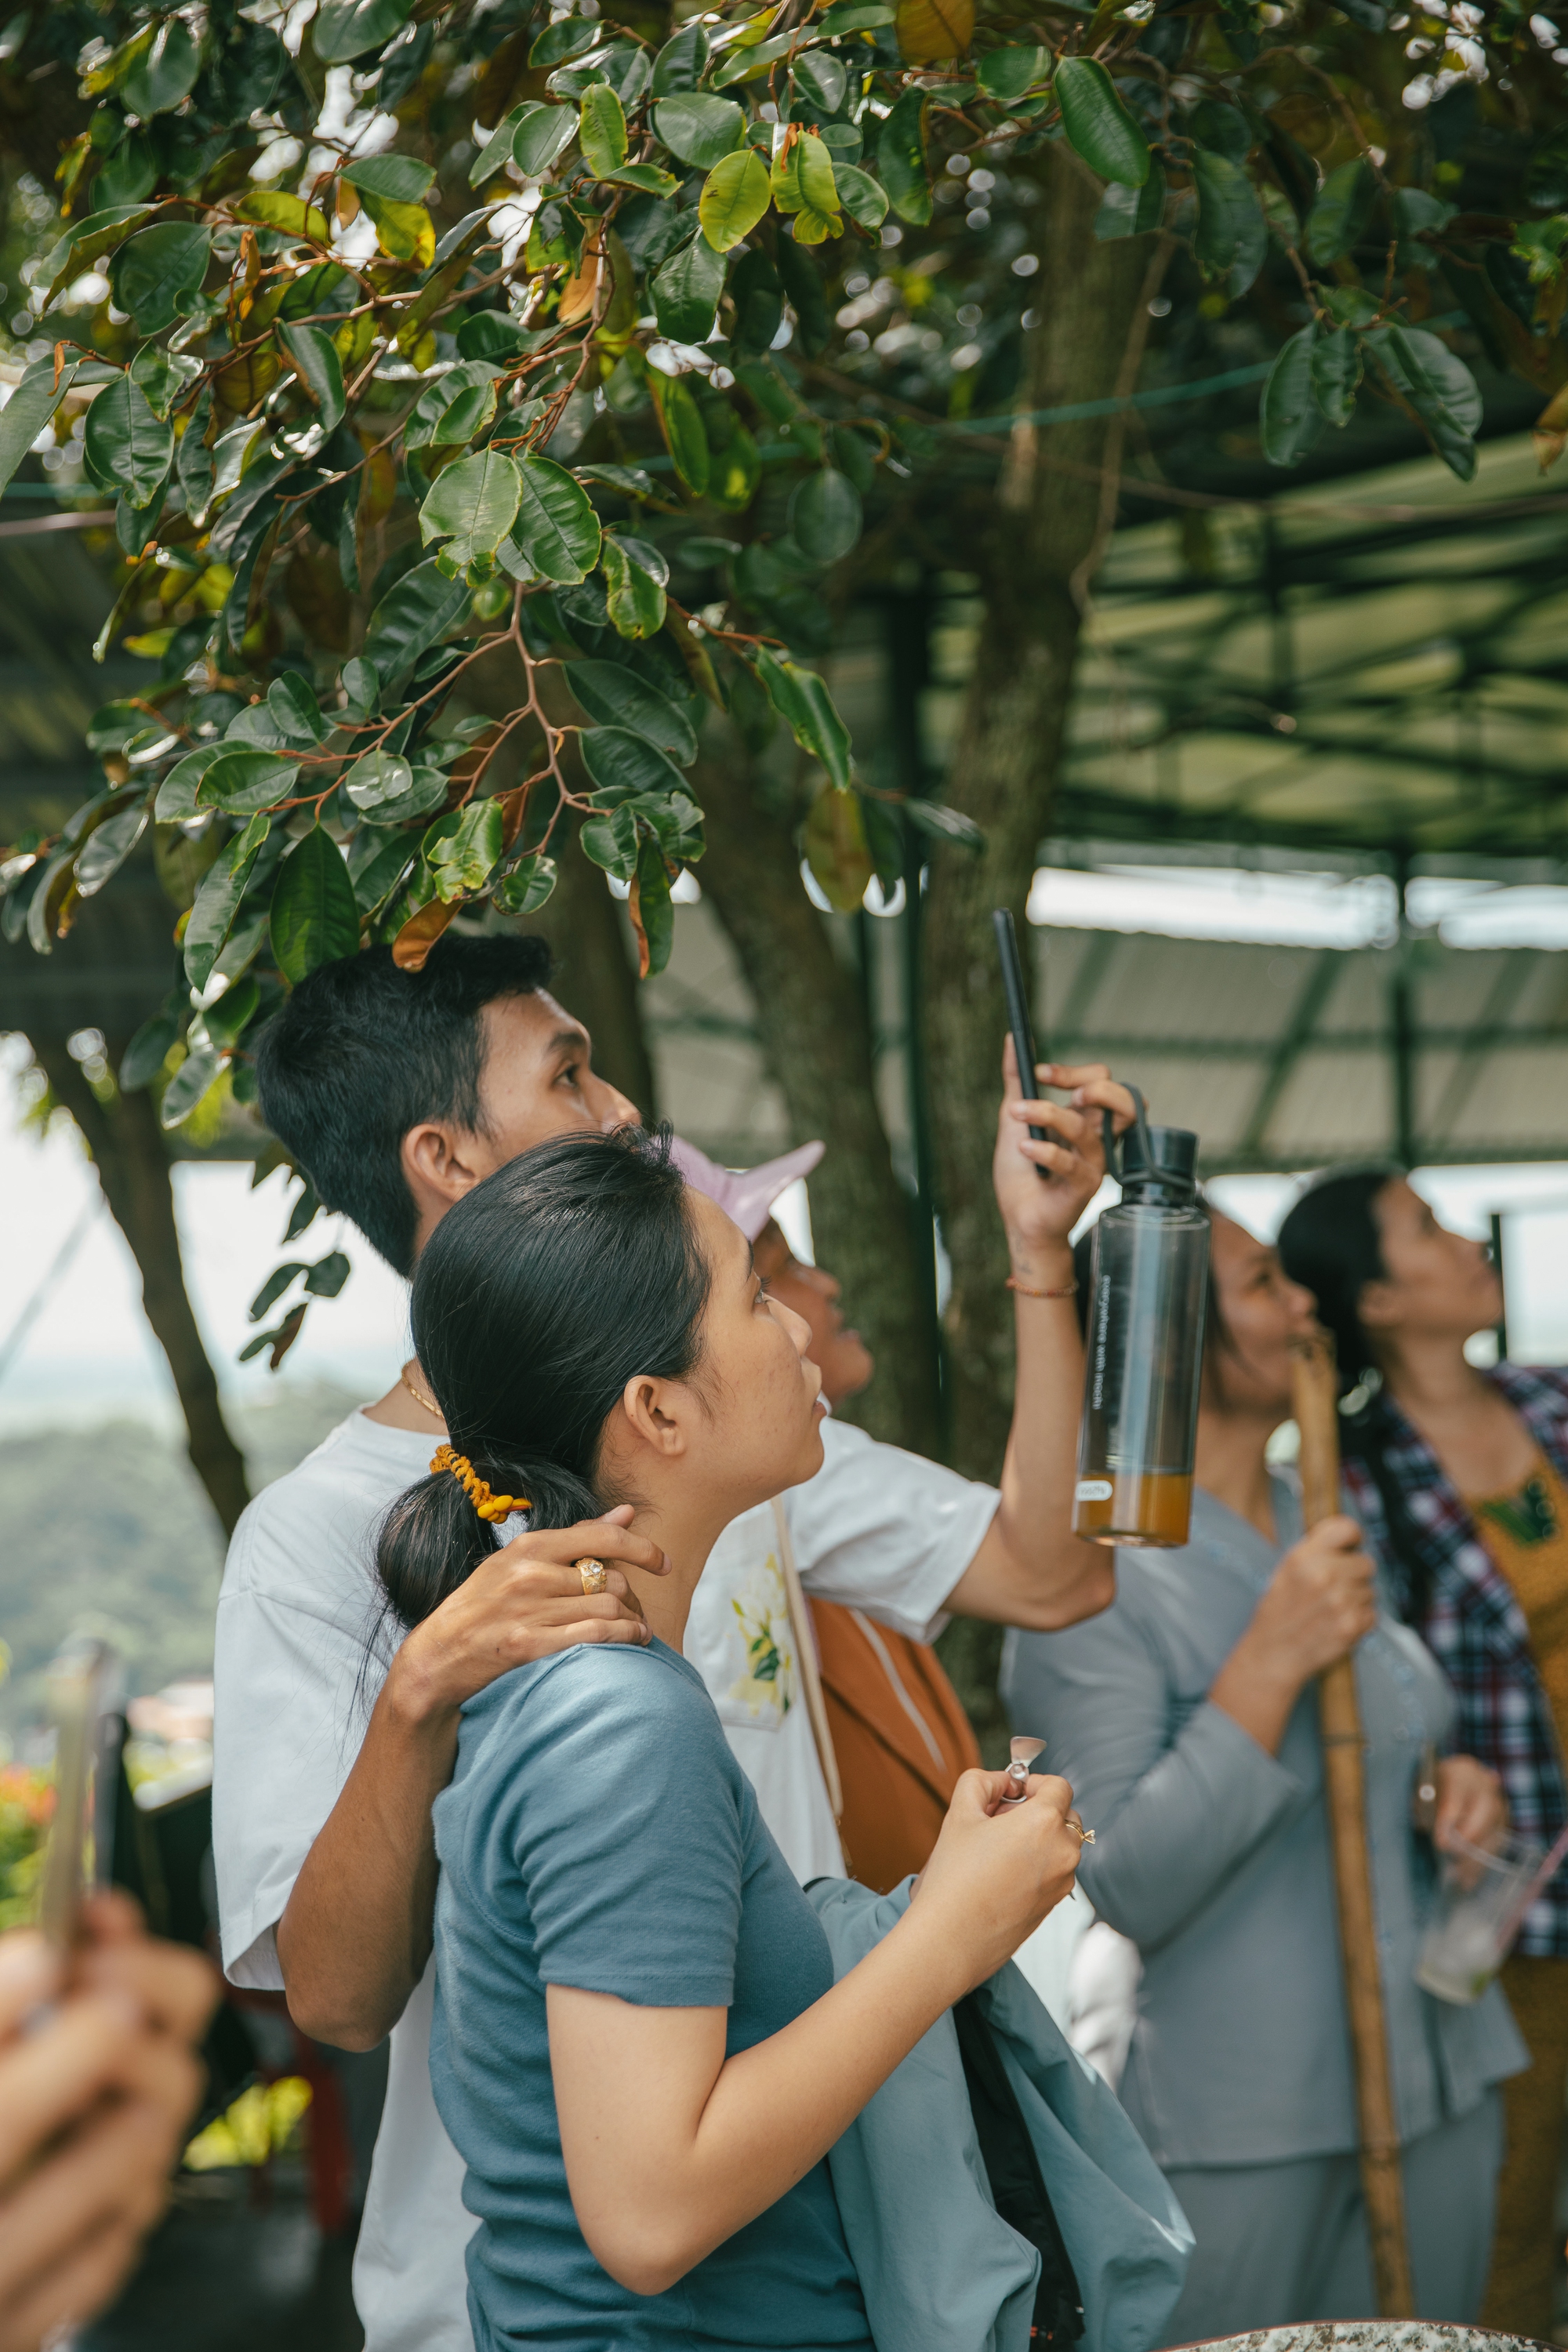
<box><xmin>1073</xmin><ymin>1469</ymin><xmax>1195</xmax><ymax>1549</ymax></box>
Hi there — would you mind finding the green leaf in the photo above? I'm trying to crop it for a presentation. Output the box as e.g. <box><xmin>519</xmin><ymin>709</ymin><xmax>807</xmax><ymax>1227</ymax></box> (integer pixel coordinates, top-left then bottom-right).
<box><xmin>1191</xmin><ymin>151</ymin><xmax>1266</xmax><ymax>297</ymax></box>
<box><xmin>630</xmin><ymin>832</ymin><xmax>675</xmax><ymax>977</ymax></box>
<box><xmin>155</xmin><ymin>745</ymin><xmax>223</xmax><ymax>819</ymax></box>
<box><xmin>1259</xmin><ymin>325</ymin><xmax>1325</xmax><ymax>468</ymax></box>
<box><xmin>278</xmin><ymin>322</ymin><xmax>347</xmax><ymax>431</ymax></box>
<box><xmin>1055</xmin><ymin>56</ymin><xmax>1149</xmax><ymax>190</ymax></box>
<box><xmin>405</xmin><ymin>359</ymin><xmax>502</xmax><ymax>451</ymax></box>
<box><xmin>834</xmin><ymin>164</ymin><xmax>888</xmax><ymax>232</ymax></box>
<box><xmin>648</xmin><ymin>371</ymin><xmax>710</xmax><ymax>495</ymax></box>
<box><xmin>794</xmin><ymin>50</ymin><xmax>848</xmax><ymax>114</ymax></box>
<box><xmin>1366</xmin><ymin>325</ymin><xmax>1480</xmax><ymax>481</ymax></box>
<box><xmin>655</xmin><ymin>94</ymin><xmax>745</xmax><ymax>169</ymax></box>
<box><xmin>877</xmin><ymin>89</ymin><xmax>931</xmax><ymax>227</ymax></box>
<box><xmin>603</xmin><ymin>535</ymin><xmax>669</xmax><ymax>638</ymax></box>
<box><xmin>570</xmin><ymin>660</ymin><xmax>697</xmax><ymax>762</ymax></box>
<box><xmin>120</xmin><ymin>1004</ymin><xmax>183</xmax><ymax>1092</ymax></box>
<box><xmin>160</xmin><ymin>1044</ymin><xmax>226</xmax><ymax>1131</ymax></box>
<box><xmin>513</xmin><ymin>103</ymin><xmax>579</xmax><ymax>177</ymax></box>
<box><xmin>470</xmin><ymin>105</ymin><xmax>530</xmax><ymax>187</ymax></box>
<box><xmin>652</xmin><ymin>233</ymin><xmax>728</xmax><ymax>341</ymax></box>
<box><xmin>270</xmin><ymin>826</ymin><xmax>361</xmax><ymax>982</ymax></box>
<box><xmin>305</xmin><ymin>1249</ymin><xmax>351</xmax><ymax>1299</ymax></box>
<box><xmin>818</xmin><ymin>0</ymin><xmax>895</xmax><ymax>26</ymax></box>
<box><xmin>363</xmin><ymin>557</ymin><xmax>472</xmax><ymax>687</ymax></box>
<box><xmin>772</xmin><ymin>132</ymin><xmax>840</xmax><ymax>224</ymax></box>
<box><xmin>344</xmin><ymin>749</ymin><xmax>413</xmax><ymax>811</ymax></box>
<box><xmin>196</xmin><ymin>748</ymin><xmax>301</xmax><ymax>815</ymax></box>
<box><xmin>579</xmin><ymin>82</ymin><xmax>629</xmax><ymax>176</ymax></box>
<box><xmin>314</xmin><ymin>0</ymin><xmax>416</xmax><ymax>65</ymax></box>
<box><xmin>267</xmin><ymin>673</ymin><xmax>327</xmax><ymax>746</ymax></box>
<box><xmin>355</xmin><ymin>767</ymin><xmax>450</xmax><ymax>827</ymax></box>
<box><xmin>803</xmin><ymin>779</ymin><xmax>871</xmax><ymax>911</ymax></box>
<box><xmin>0</xmin><ymin>358</ymin><xmax>76</xmax><ymax>502</ymax></box>
<box><xmin>581</xmin><ymin>801</ymin><xmax>640</xmax><ymax>882</ymax></box>
<box><xmin>112</xmin><ymin>224</ymin><xmax>212</xmax><ymax>337</ymax></box>
<box><xmin>506</xmin><ymin>456</ymin><xmax>602</xmax><ymax>584</ymax></box>
<box><xmin>699</xmin><ymin>150</ymin><xmax>773</xmax><ymax>255</ymax></box>
<box><xmin>580</xmin><ymin>725</ymin><xmax>690</xmax><ymax>802</ymax></box>
<box><xmin>249</xmin><ymin>1261</ymin><xmax>307</xmax><ymax>1322</ymax></box>
<box><xmin>1311</xmin><ymin>328</ymin><xmax>1360</xmax><ymax>430</ymax></box>
<box><xmin>184</xmin><ymin>812</ymin><xmax>271</xmax><ymax>992</ymax></box>
<box><xmin>82</xmin><ymin>375</ymin><xmax>173</xmax><ymax>508</ymax></box>
<box><xmin>41</xmin><ymin>205</ymin><xmax>154</xmax><ymax>310</ymax></box>
<box><xmin>456</xmin><ymin>311</ymin><xmax>538</xmax><ymax>362</ymax></box>
<box><xmin>129</xmin><ymin>343</ymin><xmax>202</xmax><ymax>423</ymax></box>
<box><xmin>120</xmin><ymin>18</ymin><xmax>200</xmax><ymax>115</ymax></box>
<box><xmin>75</xmin><ymin>803</ymin><xmax>149</xmax><ymax>898</ymax></box>
<box><xmin>530</xmin><ymin>16</ymin><xmax>601</xmax><ymax>66</ymax></box>
<box><xmin>789</xmin><ymin>468</ymin><xmax>861</xmax><ymax>564</ymax></box>
<box><xmin>428</xmin><ymin>799</ymin><xmax>506</xmax><ymax>899</ymax></box>
<box><xmin>977</xmin><ymin>45</ymin><xmax>1048</xmax><ymax>103</ymax></box>
<box><xmin>1306</xmin><ymin>160</ymin><xmax>1375</xmax><ymax>267</ymax></box>
<box><xmin>652</xmin><ymin>22</ymin><xmax>710</xmax><ymax>94</ymax></box>
<box><xmin>607</xmin><ymin>162</ymin><xmax>680</xmax><ymax>197</ymax></box>
<box><xmin>419</xmin><ymin>448</ymin><xmax>524</xmax><ymax>572</ymax></box>
<box><xmin>712</xmin><ymin>31</ymin><xmax>793</xmax><ymax>89</ymax></box>
<box><xmin>492</xmin><ymin>852</ymin><xmax>557</xmax><ymax>915</ymax></box>
<box><xmin>230</xmin><ymin>191</ymin><xmax>331</xmax><ymax>242</ymax></box>
<box><xmin>753</xmin><ymin>648</ymin><xmax>852</xmax><ymax>787</ymax></box>
<box><xmin>343</xmin><ymin>154</ymin><xmax>437</xmax><ymax>205</ymax></box>
<box><xmin>775</xmin><ymin>236</ymin><xmax>829</xmax><ymax>354</ymax></box>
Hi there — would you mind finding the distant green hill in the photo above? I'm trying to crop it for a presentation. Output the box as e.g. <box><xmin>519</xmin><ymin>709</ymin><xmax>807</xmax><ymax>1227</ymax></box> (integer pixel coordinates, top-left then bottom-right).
<box><xmin>0</xmin><ymin>1384</ymin><xmax>362</xmax><ymax>1744</ymax></box>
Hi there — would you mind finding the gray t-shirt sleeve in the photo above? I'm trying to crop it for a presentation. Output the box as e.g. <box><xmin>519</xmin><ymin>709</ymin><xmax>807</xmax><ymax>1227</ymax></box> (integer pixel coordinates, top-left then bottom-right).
<box><xmin>513</xmin><ymin>1652</ymin><xmax>746</xmax><ymax>2011</ymax></box>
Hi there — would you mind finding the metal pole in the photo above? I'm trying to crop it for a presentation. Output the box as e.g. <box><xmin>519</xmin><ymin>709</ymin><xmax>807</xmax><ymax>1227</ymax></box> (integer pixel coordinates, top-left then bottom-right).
<box><xmin>1292</xmin><ymin>1331</ymin><xmax>1415</xmax><ymax>2318</ymax></box>
<box><xmin>883</xmin><ymin>588</ymin><xmax>944</xmax><ymax>1417</ymax></box>
<box><xmin>1388</xmin><ymin>848</ymin><xmax>1416</xmax><ymax>1168</ymax></box>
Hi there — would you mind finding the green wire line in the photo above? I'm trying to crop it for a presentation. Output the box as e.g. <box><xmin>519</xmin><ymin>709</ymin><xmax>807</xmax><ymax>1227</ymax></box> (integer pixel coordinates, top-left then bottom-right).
<box><xmin>0</xmin><ymin>355</ymin><xmax>1273</xmax><ymax>499</ymax></box>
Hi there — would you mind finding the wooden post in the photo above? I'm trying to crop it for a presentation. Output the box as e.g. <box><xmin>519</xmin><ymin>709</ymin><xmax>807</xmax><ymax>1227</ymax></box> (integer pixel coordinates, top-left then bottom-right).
<box><xmin>1290</xmin><ymin>1329</ymin><xmax>1414</xmax><ymax>2318</ymax></box>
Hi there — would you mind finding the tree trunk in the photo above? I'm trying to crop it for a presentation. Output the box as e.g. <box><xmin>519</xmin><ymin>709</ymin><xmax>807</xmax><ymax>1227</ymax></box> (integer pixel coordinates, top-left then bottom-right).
<box><xmin>922</xmin><ymin>155</ymin><xmax>1171</xmax><ymax>1483</ymax></box>
<box><xmin>30</xmin><ymin>1040</ymin><xmax>252</xmax><ymax>1538</ymax></box>
<box><xmin>691</xmin><ymin>734</ymin><xmax>941</xmax><ymax>1457</ymax></box>
<box><xmin>521</xmin><ymin>828</ymin><xmax>658</xmax><ymax>1123</ymax></box>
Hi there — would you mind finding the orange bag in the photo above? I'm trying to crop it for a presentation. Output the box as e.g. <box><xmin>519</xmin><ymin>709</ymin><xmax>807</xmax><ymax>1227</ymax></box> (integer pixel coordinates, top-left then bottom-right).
<box><xmin>810</xmin><ymin>1599</ymin><xmax>981</xmax><ymax>1894</ymax></box>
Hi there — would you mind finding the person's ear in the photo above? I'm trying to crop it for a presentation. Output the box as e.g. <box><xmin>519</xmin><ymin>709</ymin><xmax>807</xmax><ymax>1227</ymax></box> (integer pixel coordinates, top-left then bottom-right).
<box><xmin>619</xmin><ymin>1373</ymin><xmax>691</xmax><ymax>1463</ymax></box>
<box><xmin>401</xmin><ymin>1122</ymin><xmax>492</xmax><ymax>1221</ymax></box>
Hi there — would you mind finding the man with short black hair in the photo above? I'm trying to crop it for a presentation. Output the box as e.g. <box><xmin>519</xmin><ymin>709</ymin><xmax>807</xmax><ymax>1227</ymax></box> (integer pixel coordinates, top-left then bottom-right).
<box><xmin>213</xmin><ymin>935</ymin><xmax>1120</xmax><ymax>2352</ymax></box>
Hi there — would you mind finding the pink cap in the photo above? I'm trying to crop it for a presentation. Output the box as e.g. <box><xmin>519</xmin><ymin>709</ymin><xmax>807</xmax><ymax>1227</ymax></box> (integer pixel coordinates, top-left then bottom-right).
<box><xmin>669</xmin><ymin>1135</ymin><xmax>825</xmax><ymax>1242</ymax></box>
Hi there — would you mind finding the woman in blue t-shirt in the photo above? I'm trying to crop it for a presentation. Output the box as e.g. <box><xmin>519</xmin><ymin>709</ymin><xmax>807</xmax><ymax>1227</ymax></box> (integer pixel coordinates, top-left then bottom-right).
<box><xmin>375</xmin><ymin>1126</ymin><xmax>1085</xmax><ymax>2352</ymax></box>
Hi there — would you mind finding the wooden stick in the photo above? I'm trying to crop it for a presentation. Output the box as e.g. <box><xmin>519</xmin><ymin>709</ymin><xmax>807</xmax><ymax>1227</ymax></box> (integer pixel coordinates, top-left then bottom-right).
<box><xmin>1290</xmin><ymin>1329</ymin><xmax>1415</xmax><ymax>2320</ymax></box>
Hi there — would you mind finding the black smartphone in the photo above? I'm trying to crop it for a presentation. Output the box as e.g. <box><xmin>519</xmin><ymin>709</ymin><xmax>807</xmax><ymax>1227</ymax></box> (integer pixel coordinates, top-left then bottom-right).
<box><xmin>992</xmin><ymin>907</ymin><xmax>1047</xmax><ymax>1143</ymax></box>
<box><xmin>40</xmin><ymin>1638</ymin><xmax>123</xmax><ymax>1951</ymax></box>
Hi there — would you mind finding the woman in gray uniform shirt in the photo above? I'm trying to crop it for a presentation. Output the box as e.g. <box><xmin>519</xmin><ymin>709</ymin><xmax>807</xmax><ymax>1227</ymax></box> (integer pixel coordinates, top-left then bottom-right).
<box><xmin>1004</xmin><ymin>1203</ymin><xmax>1526</xmax><ymax>2344</ymax></box>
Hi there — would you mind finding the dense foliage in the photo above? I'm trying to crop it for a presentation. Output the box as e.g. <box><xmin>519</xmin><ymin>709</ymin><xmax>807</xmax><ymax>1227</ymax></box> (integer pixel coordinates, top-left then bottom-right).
<box><xmin>0</xmin><ymin>0</ymin><xmax>1565</xmax><ymax>1359</ymax></box>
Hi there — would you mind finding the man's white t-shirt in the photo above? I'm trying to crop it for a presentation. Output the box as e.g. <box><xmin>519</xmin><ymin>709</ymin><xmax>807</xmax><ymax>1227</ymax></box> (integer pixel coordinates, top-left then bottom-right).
<box><xmin>212</xmin><ymin>1408</ymin><xmax>998</xmax><ymax>2352</ymax></box>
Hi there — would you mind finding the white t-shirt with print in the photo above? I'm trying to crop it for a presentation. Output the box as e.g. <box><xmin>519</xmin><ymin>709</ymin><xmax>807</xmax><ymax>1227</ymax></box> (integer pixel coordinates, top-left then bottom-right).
<box><xmin>212</xmin><ymin>1408</ymin><xmax>998</xmax><ymax>2352</ymax></box>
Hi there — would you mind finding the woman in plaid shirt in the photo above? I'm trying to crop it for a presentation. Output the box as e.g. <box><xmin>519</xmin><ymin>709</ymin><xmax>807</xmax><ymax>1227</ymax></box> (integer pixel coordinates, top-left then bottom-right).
<box><xmin>1279</xmin><ymin>1168</ymin><xmax>1568</xmax><ymax>2343</ymax></box>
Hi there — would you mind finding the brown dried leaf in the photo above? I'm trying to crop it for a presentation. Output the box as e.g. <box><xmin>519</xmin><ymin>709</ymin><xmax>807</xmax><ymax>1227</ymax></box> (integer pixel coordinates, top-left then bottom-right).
<box><xmin>558</xmin><ymin>223</ymin><xmax>607</xmax><ymax>325</ymax></box>
<box><xmin>392</xmin><ymin>893</ymin><xmax>459</xmax><ymax>971</ymax></box>
<box><xmin>896</xmin><ymin>0</ymin><xmax>973</xmax><ymax>64</ymax></box>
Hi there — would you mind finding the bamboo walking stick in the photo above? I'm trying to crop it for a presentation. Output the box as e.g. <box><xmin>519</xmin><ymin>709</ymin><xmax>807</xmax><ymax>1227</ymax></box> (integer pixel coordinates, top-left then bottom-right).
<box><xmin>1290</xmin><ymin>1328</ymin><xmax>1415</xmax><ymax>2319</ymax></box>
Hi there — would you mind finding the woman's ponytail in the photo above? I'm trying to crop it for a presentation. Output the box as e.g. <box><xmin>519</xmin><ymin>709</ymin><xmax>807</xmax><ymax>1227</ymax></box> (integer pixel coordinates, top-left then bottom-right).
<box><xmin>377</xmin><ymin>1452</ymin><xmax>610</xmax><ymax>1631</ymax></box>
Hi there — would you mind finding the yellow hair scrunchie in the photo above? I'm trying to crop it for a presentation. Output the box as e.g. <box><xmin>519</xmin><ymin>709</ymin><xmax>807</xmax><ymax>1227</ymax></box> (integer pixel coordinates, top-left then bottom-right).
<box><xmin>430</xmin><ymin>1443</ymin><xmax>530</xmax><ymax>1524</ymax></box>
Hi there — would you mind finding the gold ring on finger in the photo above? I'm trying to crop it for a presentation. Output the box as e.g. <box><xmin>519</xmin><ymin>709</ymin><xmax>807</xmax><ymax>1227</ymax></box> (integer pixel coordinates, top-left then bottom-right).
<box><xmin>575</xmin><ymin>1558</ymin><xmax>608</xmax><ymax>1595</ymax></box>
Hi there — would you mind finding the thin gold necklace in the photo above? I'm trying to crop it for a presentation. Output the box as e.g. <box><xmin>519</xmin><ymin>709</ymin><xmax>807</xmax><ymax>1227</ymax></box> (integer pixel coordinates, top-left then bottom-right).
<box><xmin>401</xmin><ymin>1364</ymin><xmax>442</xmax><ymax>1418</ymax></box>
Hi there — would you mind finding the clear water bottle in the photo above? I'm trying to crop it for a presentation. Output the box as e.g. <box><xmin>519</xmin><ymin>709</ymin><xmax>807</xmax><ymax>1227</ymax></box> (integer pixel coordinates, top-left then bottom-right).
<box><xmin>1073</xmin><ymin>1113</ymin><xmax>1209</xmax><ymax>1549</ymax></box>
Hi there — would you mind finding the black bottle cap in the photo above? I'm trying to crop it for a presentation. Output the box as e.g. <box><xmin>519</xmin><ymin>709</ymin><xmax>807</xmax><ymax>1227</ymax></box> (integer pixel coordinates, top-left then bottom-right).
<box><xmin>1120</xmin><ymin>1122</ymin><xmax>1199</xmax><ymax>1202</ymax></box>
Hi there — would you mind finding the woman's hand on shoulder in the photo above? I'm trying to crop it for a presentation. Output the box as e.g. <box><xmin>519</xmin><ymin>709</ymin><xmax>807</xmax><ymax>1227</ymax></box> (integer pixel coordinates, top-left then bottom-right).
<box><xmin>387</xmin><ymin>1505</ymin><xmax>670</xmax><ymax>1728</ymax></box>
<box><xmin>909</xmin><ymin>1768</ymin><xmax>1083</xmax><ymax>1996</ymax></box>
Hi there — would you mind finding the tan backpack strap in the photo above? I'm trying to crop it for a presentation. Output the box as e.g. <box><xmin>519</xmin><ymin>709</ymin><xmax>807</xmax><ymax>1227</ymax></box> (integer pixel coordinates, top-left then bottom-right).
<box><xmin>770</xmin><ymin>1497</ymin><xmax>843</xmax><ymax>1823</ymax></box>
